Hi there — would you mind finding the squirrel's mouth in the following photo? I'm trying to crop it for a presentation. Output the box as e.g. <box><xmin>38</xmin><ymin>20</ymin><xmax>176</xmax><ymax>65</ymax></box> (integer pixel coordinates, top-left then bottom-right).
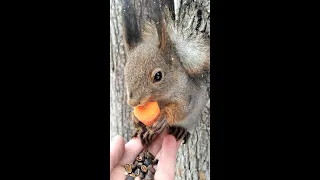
<box><xmin>137</xmin><ymin>96</ymin><xmax>152</xmax><ymax>107</ymax></box>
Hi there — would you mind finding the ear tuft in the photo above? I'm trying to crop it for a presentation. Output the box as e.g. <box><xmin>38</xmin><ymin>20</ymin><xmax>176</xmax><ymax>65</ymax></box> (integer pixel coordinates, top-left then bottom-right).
<box><xmin>122</xmin><ymin>0</ymin><xmax>141</xmax><ymax>50</ymax></box>
<box><xmin>149</xmin><ymin>0</ymin><xmax>167</xmax><ymax>52</ymax></box>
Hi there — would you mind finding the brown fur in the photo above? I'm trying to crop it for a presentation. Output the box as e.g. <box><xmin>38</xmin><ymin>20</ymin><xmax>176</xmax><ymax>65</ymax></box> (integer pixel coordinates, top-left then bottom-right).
<box><xmin>163</xmin><ymin>102</ymin><xmax>186</xmax><ymax>124</ymax></box>
<box><xmin>123</xmin><ymin>0</ymin><xmax>209</xmax><ymax>145</ymax></box>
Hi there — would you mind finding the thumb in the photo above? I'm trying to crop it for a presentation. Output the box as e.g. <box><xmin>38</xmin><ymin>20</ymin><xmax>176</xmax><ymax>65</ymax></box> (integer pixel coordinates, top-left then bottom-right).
<box><xmin>154</xmin><ymin>135</ymin><xmax>180</xmax><ymax>180</ymax></box>
<box><xmin>110</xmin><ymin>135</ymin><xmax>125</xmax><ymax>172</ymax></box>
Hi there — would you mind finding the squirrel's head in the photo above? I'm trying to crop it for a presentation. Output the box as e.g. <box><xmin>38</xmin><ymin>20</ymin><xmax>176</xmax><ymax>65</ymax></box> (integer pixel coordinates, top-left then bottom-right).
<box><xmin>122</xmin><ymin>0</ymin><xmax>192</xmax><ymax>107</ymax></box>
<box><xmin>124</xmin><ymin>35</ymin><xmax>177</xmax><ymax>107</ymax></box>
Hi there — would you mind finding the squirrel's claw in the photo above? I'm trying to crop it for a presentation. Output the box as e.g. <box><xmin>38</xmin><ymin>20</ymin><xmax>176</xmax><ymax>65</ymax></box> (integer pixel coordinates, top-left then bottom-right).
<box><xmin>131</xmin><ymin>128</ymin><xmax>141</xmax><ymax>139</ymax></box>
<box><xmin>141</xmin><ymin>117</ymin><xmax>167</xmax><ymax>145</ymax></box>
<box><xmin>168</xmin><ymin>126</ymin><xmax>191</xmax><ymax>144</ymax></box>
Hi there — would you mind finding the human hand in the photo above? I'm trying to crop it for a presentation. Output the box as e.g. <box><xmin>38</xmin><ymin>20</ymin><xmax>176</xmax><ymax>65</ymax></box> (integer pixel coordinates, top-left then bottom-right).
<box><xmin>110</xmin><ymin>131</ymin><xmax>182</xmax><ymax>180</ymax></box>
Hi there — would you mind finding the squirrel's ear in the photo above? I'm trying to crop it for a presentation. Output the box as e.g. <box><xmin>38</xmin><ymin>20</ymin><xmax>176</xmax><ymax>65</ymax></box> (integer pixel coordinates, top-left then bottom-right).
<box><xmin>149</xmin><ymin>0</ymin><xmax>167</xmax><ymax>52</ymax></box>
<box><xmin>156</xmin><ymin>21</ymin><xmax>167</xmax><ymax>51</ymax></box>
<box><xmin>122</xmin><ymin>0</ymin><xmax>141</xmax><ymax>51</ymax></box>
<box><xmin>161</xmin><ymin>0</ymin><xmax>175</xmax><ymax>21</ymax></box>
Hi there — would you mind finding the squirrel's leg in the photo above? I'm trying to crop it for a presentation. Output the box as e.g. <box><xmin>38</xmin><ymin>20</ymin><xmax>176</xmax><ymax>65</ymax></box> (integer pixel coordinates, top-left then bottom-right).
<box><xmin>131</xmin><ymin>111</ymin><xmax>168</xmax><ymax>145</ymax></box>
<box><xmin>142</xmin><ymin>112</ymin><xmax>168</xmax><ymax>145</ymax></box>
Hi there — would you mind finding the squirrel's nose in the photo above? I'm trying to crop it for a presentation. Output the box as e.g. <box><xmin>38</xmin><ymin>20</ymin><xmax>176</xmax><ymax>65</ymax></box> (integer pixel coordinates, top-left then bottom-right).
<box><xmin>128</xmin><ymin>98</ymin><xmax>140</xmax><ymax>107</ymax></box>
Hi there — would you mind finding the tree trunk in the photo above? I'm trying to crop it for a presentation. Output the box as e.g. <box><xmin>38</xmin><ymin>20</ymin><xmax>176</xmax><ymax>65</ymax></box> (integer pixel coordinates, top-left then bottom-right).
<box><xmin>110</xmin><ymin>0</ymin><xmax>210</xmax><ymax>179</ymax></box>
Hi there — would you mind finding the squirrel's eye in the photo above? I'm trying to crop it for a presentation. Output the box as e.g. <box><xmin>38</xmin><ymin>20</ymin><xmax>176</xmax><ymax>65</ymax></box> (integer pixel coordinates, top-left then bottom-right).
<box><xmin>153</xmin><ymin>71</ymin><xmax>162</xmax><ymax>83</ymax></box>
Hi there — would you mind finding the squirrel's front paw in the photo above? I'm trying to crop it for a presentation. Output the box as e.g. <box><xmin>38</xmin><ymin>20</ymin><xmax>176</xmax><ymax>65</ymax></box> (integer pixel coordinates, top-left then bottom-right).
<box><xmin>132</xmin><ymin>111</ymin><xmax>167</xmax><ymax>145</ymax></box>
<box><xmin>141</xmin><ymin>117</ymin><xmax>167</xmax><ymax>145</ymax></box>
<box><xmin>131</xmin><ymin>121</ymin><xmax>148</xmax><ymax>140</ymax></box>
<box><xmin>168</xmin><ymin>126</ymin><xmax>191</xmax><ymax>144</ymax></box>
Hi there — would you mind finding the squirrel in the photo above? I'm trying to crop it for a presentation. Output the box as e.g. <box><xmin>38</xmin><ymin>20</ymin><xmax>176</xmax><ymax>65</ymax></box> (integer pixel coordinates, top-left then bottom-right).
<box><xmin>122</xmin><ymin>0</ymin><xmax>210</xmax><ymax>145</ymax></box>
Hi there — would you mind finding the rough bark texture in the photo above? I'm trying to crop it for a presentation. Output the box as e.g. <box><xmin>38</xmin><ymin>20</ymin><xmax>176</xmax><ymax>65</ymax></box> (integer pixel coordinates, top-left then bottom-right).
<box><xmin>110</xmin><ymin>0</ymin><xmax>210</xmax><ymax>179</ymax></box>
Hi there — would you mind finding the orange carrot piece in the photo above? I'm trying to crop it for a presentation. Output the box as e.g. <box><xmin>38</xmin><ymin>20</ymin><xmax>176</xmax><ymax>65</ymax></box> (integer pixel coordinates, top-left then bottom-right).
<box><xmin>134</xmin><ymin>102</ymin><xmax>160</xmax><ymax>127</ymax></box>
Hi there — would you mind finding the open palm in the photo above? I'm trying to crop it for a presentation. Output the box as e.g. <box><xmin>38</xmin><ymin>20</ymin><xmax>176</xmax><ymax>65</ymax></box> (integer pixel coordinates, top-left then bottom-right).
<box><xmin>110</xmin><ymin>131</ymin><xmax>181</xmax><ymax>180</ymax></box>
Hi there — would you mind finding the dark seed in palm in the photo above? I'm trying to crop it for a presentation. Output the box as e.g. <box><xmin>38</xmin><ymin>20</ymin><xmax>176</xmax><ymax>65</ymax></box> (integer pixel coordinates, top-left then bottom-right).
<box><xmin>141</xmin><ymin>165</ymin><xmax>148</xmax><ymax>173</ymax></box>
<box><xmin>152</xmin><ymin>159</ymin><xmax>159</xmax><ymax>165</ymax></box>
<box><xmin>137</xmin><ymin>162</ymin><xmax>143</xmax><ymax>168</ymax></box>
<box><xmin>125</xmin><ymin>164</ymin><xmax>133</xmax><ymax>174</ymax></box>
<box><xmin>144</xmin><ymin>171</ymin><xmax>154</xmax><ymax>180</ymax></box>
<box><xmin>147</xmin><ymin>165</ymin><xmax>155</xmax><ymax>173</ymax></box>
<box><xmin>139</xmin><ymin>172</ymin><xmax>145</xmax><ymax>179</ymax></box>
<box><xmin>134</xmin><ymin>168</ymin><xmax>141</xmax><ymax>176</ymax></box>
<box><xmin>125</xmin><ymin>176</ymin><xmax>134</xmax><ymax>180</ymax></box>
<box><xmin>132</xmin><ymin>160</ymin><xmax>138</xmax><ymax>169</ymax></box>
<box><xmin>136</xmin><ymin>156</ymin><xmax>143</xmax><ymax>162</ymax></box>
<box><xmin>144</xmin><ymin>158</ymin><xmax>152</xmax><ymax>166</ymax></box>
<box><xmin>145</xmin><ymin>151</ymin><xmax>154</xmax><ymax>159</ymax></box>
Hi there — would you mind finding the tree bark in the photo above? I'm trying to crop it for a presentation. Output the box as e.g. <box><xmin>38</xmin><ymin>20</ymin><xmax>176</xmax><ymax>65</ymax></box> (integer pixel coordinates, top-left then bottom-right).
<box><xmin>110</xmin><ymin>0</ymin><xmax>210</xmax><ymax>179</ymax></box>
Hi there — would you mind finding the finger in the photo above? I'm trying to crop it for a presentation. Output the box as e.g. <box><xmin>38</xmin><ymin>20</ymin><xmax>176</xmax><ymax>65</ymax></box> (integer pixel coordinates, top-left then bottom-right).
<box><xmin>110</xmin><ymin>135</ymin><xmax>125</xmax><ymax>172</ymax></box>
<box><xmin>119</xmin><ymin>137</ymin><xmax>144</xmax><ymax>165</ymax></box>
<box><xmin>147</xmin><ymin>130</ymin><xmax>168</xmax><ymax>156</ymax></box>
<box><xmin>154</xmin><ymin>135</ymin><xmax>179</xmax><ymax>180</ymax></box>
<box><xmin>110</xmin><ymin>165</ymin><xmax>126</xmax><ymax>180</ymax></box>
<box><xmin>154</xmin><ymin>134</ymin><xmax>183</xmax><ymax>161</ymax></box>
<box><xmin>153</xmin><ymin>137</ymin><xmax>183</xmax><ymax>171</ymax></box>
